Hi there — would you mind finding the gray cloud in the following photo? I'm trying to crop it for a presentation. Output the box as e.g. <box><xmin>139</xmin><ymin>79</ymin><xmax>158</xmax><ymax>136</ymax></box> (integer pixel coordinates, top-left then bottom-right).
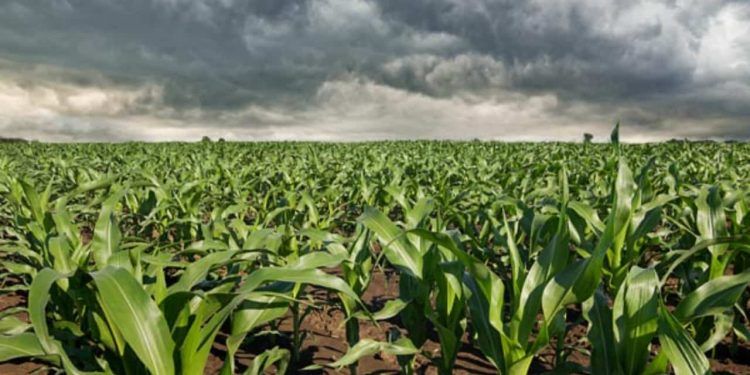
<box><xmin>0</xmin><ymin>0</ymin><xmax>748</xmax><ymax>141</ymax></box>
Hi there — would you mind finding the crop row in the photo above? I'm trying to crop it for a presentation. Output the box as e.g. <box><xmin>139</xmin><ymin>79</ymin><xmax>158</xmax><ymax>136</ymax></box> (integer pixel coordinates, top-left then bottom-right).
<box><xmin>0</xmin><ymin>136</ymin><xmax>748</xmax><ymax>374</ymax></box>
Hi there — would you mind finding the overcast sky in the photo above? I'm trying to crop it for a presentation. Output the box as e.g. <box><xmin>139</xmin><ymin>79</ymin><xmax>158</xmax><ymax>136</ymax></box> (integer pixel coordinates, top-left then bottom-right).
<box><xmin>1</xmin><ymin>0</ymin><xmax>749</xmax><ymax>142</ymax></box>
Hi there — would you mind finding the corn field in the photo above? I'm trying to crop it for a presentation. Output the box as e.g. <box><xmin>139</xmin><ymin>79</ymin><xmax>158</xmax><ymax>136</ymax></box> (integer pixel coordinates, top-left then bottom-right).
<box><xmin>1</xmin><ymin>134</ymin><xmax>749</xmax><ymax>374</ymax></box>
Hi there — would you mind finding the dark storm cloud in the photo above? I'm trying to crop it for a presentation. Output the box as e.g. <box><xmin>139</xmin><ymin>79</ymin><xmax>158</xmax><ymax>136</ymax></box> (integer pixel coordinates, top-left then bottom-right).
<box><xmin>0</xmin><ymin>0</ymin><xmax>748</xmax><ymax>141</ymax></box>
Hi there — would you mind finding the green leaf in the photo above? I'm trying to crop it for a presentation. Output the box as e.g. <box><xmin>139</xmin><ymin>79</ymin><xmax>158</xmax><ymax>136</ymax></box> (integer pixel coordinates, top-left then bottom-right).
<box><xmin>405</xmin><ymin>229</ymin><xmax>504</xmax><ymax>333</ymax></box>
<box><xmin>613</xmin><ymin>266</ymin><xmax>659</xmax><ymax>375</ymax></box>
<box><xmin>464</xmin><ymin>274</ymin><xmax>505</xmax><ymax>371</ymax></box>
<box><xmin>222</xmin><ymin>266</ymin><xmax>361</xmax><ymax>373</ymax></box>
<box><xmin>244</xmin><ymin>346</ymin><xmax>289</xmax><ymax>375</ymax></box>
<box><xmin>514</xmin><ymin>214</ymin><xmax>568</xmax><ymax>346</ymax></box>
<box><xmin>405</xmin><ymin>197</ymin><xmax>434</xmax><ymax>228</ymax></box>
<box><xmin>0</xmin><ymin>314</ymin><xmax>32</xmax><ymax>335</ymax></box>
<box><xmin>674</xmin><ymin>269</ymin><xmax>750</xmax><ymax>321</ymax></box>
<box><xmin>179</xmin><ymin>293</ymin><xmax>238</xmax><ymax>375</ymax></box>
<box><xmin>287</xmin><ymin>250</ymin><xmax>347</xmax><ymax>270</ymax></box>
<box><xmin>696</xmin><ymin>186</ymin><xmax>730</xmax><ymax>279</ymax></box>
<box><xmin>222</xmin><ymin>285</ymin><xmax>292</xmax><ymax>375</ymax></box>
<box><xmin>92</xmin><ymin>266</ymin><xmax>175</xmax><ymax>375</ymax></box>
<box><xmin>609</xmin><ymin>159</ymin><xmax>636</xmax><ymax>279</ymax></box>
<box><xmin>352</xmin><ymin>298</ymin><xmax>409</xmax><ymax>321</ymax></box>
<box><xmin>29</xmin><ymin>269</ymin><xmax>96</xmax><ymax>374</ymax></box>
<box><xmin>568</xmin><ymin>201</ymin><xmax>605</xmax><ymax>233</ymax></box>
<box><xmin>52</xmin><ymin>199</ymin><xmax>81</xmax><ymax>248</ymax></box>
<box><xmin>642</xmin><ymin>351</ymin><xmax>669</xmax><ymax>375</ymax></box>
<box><xmin>48</xmin><ymin>236</ymin><xmax>75</xmax><ymax>277</ymax></box>
<box><xmin>696</xmin><ymin>186</ymin><xmax>729</xmax><ymax>253</ymax></box>
<box><xmin>167</xmin><ymin>251</ymin><xmax>236</xmax><ymax>294</ymax></box>
<box><xmin>582</xmin><ymin>289</ymin><xmax>621</xmax><ymax>375</ymax></box>
<box><xmin>359</xmin><ymin>207</ymin><xmax>423</xmax><ymax>279</ymax></box>
<box><xmin>92</xmin><ymin>191</ymin><xmax>125</xmax><ymax>268</ymax></box>
<box><xmin>699</xmin><ymin>311</ymin><xmax>734</xmax><ymax>352</ymax></box>
<box><xmin>660</xmin><ymin>236</ymin><xmax>750</xmax><ymax>285</ymax></box>
<box><xmin>18</xmin><ymin>179</ymin><xmax>46</xmax><ymax>226</ymax></box>
<box><xmin>541</xmin><ymin>209</ymin><xmax>616</xmax><ymax>321</ymax></box>
<box><xmin>0</xmin><ymin>333</ymin><xmax>45</xmax><ymax>361</ymax></box>
<box><xmin>502</xmin><ymin>212</ymin><xmax>526</xmax><ymax>301</ymax></box>
<box><xmin>658</xmin><ymin>306</ymin><xmax>710</xmax><ymax>375</ymax></box>
<box><xmin>238</xmin><ymin>267</ymin><xmax>359</xmax><ymax>302</ymax></box>
<box><xmin>309</xmin><ymin>338</ymin><xmax>418</xmax><ymax>370</ymax></box>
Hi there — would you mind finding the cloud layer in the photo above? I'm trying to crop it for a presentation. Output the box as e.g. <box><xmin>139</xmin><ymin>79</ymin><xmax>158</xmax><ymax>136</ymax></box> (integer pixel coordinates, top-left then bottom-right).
<box><xmin>0</xmin><ymin>0</ymin><xmax>748</xmax><ymax>141</ymax></box>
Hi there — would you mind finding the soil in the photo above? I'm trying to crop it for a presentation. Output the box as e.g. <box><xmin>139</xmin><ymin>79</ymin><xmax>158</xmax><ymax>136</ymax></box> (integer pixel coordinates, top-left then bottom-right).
<box><xmin>0</xmin><ymin>293</ymin><xmax>45</xmax><ymax>375</ymax></box>
<box><xmin>1</xmin><ymin>270</ymin><xmax>749</xmax><ymax>374</ymax></box>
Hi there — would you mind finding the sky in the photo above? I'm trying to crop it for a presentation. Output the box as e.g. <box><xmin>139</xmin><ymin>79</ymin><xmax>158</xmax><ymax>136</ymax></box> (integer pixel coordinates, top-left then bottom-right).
<box><xmin>1</xmin><ymin>0</ymin><xmax>749</xmax><ymax>142</ymax></box>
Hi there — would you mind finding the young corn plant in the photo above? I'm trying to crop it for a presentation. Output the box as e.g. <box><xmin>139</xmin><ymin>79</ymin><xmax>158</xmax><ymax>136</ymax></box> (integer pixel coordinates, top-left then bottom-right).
<box><xmin>0</xmin><ymin>187</ymin><xmax>362</xmax><ymax>374</ymax></box>
<box><xmin>583</xmin><ymin>255</ymin><xmax>750</xmax><ymax>375</ymax></box>
<box><xmin>328</xmin><ymin>224</ymin><xmax>376</xmax><ymax>375</ymax></box>
<box><xmin>359</xmin><ymin>196</ymin><xmax>468</xmax><ymax>375</ymax></box>
<box><xmin>433</xmin><ymin>160</ymin><xmax>640</xmax><ymax>374</ymax></box>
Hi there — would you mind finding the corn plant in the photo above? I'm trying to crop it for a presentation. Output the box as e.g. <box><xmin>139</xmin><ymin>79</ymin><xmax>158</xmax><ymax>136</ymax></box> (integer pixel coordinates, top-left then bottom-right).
<box><xmin>1</xmin><ymin>136</ymin><xmax>749</xmax><ymax>374</ymax></box>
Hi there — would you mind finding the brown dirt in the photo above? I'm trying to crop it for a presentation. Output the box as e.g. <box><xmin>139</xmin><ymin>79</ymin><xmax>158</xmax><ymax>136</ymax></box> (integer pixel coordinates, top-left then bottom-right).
<box><xmin>2</xmin><ymin>270</ymin><xmax>750</xmax><ymax>374</ymax></box>
<box><xmin>208</xmin><ymin>269</ymin><xmax>750</xmax><ymax>374</ymax></box>
<box><xmin>710</xmin><ymin>337</ymin><xmax>750</xmax><ymax>375</ymax></box>
<box><xmin>0</xmin><ymin>361</ymin><xmax>47</xmax><ymax>375</ymax></box>
<box><xmin>206</xmin><ymin>269</ymin><xmax>497</xmax><ymax>374</ymax></box>
<box><xmin>0</xmin><ymin>293</ymin><xmax>24</xmax><ymax>312</ymax></box>
<box><xmin>0</xmin><ymin>293</ymin><xmax>46</xmax><ymax>374</ymax></box>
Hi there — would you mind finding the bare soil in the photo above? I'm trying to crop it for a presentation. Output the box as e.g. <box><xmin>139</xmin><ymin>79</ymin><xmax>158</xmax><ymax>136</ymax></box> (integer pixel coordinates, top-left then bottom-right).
<box><xmin>2</xmin><ymin>270</ymin><xmax>750</xmax><ymax>374</ymax></box>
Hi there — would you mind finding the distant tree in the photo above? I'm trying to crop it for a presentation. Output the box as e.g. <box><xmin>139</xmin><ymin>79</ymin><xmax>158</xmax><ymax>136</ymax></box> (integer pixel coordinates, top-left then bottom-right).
<box><xmin>583</xmin><ymin>133</ymin><xmax>593</xmax><ymax>144</ymax></box>
<box><xmin>0</xmin><ymin>136</ymin><xmax>28</xmax><ymax>143</ymax></box>
<box><xmin>201</xmin><ymin>136</ymin><xmax>212</xmax><ymax>143</ymax></box>
<box><xmin>582</xmin><ymin>133</ymin><xmax>593</xmax><ymax>152</ymax></box>
<box><xmin>218</xmin><ymin>138</ymin><xmax>226</xmax><ymax>143</ymax></box>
